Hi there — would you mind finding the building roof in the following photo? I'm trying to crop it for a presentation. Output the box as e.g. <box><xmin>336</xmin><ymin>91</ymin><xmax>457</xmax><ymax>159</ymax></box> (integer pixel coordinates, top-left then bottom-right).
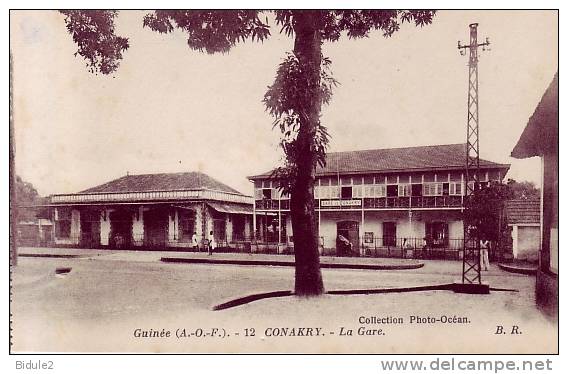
<box><xmin>511</xmin><ymin>73</ymin><xmax>558</xmax><ymax>159</ymax></box>
<box><xmin>80</xmin><ymin>172</ymin><xmax>244</xmax><ymax>195</ymax></box>
<box><xmin>505</xmin><ymin>198</ymin><xmax>541</xmax><ymax>225</ymax></box>
<box><xmin>249</xmin><ymin>143</ymin><xmax>510</xmax><ymax>179</ymax></box>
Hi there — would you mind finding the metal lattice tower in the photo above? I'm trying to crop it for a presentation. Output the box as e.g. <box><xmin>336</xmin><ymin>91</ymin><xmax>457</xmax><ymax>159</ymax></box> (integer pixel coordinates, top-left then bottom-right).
<box><xmin>458</xmin><ymin>23</ymin><xmax>490</xmax><ymax>284</ymax></box>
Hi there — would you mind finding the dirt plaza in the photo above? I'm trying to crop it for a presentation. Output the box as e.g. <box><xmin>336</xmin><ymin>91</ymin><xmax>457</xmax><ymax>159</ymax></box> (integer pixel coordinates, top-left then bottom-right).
<box><xmin>11</xmin><ymin>248</ymin><xmax>557</xmax><ymax>353</ymax></box>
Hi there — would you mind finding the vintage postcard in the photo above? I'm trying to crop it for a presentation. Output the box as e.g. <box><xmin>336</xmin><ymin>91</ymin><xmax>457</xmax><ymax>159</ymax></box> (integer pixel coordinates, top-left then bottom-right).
<box><xmin>9</xmin><ymin>9</ymin><xmax>558</xmax><ymax>354</ymax></box>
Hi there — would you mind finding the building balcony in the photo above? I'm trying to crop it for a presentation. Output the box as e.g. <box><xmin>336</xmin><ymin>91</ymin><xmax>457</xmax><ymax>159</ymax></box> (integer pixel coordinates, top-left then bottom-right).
<box><xmin>255</xmin><ymin>196</ymin><xmax>463</xmax><ymax>211</ymax></box>
<box><xmin>255</xmin><ymin>199</ymin><xmax>289</xmax><ymax>210</ymax></box>
<box><xmin>363</xmin><ymin>196</ymin><xmax>463</xmax><ymax>209</ymax></box>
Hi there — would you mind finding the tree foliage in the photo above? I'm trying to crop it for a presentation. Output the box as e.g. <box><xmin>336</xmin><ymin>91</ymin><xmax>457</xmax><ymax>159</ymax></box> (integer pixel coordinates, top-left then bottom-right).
<box><xmin>15</xmin><ymin>176</ymin><xmax>47</xmax><ymax>222</ymax></box>
<box><xmin>61</xmin><ymin>9</ymin><xmax>436</xmax><ymax>296</ymax></box>
<box><xmin>464</xmin><ymin>181</ymin><xmax>513</xmax><ymax>242</ymax></box>
<box><xmin>263</xmin><ymin>54</ymin><xmax>336</xmax><ymax>194</ymax></box>
<box><xmin>506</xmin><ymin>178</ymin><xmax>540</xmax><ymax>200</ymax></box>
<box><xmin>60</xmin><ymin>10</ymin><xmax>129</xmax><ymax>74</ymax></box>
<box><xmin>143</xmin><ymin>11</ymin><xmax>271</xmax><ymax>53</ymax></box>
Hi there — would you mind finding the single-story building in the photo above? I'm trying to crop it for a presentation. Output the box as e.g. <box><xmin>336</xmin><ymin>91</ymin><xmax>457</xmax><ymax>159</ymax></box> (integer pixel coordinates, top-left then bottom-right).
<box><xmin>504</xmin><ymin>198</ymin><xmax>540</xmax><ymax>262</ymax></box>
<box><xmin>47</xmin><ymin>172</ymin><xmax>254</xmax><ymax>250</ymax></box>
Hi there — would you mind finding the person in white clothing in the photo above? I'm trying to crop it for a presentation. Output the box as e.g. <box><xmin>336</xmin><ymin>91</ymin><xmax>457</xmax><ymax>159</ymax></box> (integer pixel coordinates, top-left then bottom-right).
<box><xmin>191</xmin><ymin>232</ymin><xmax>198</xmax><ymax>251</ymax></box>
<box><xmin>480</xmin><ymin>239</ymin><xmax>490</xmax><ymax>271</ymax></box>
<box><xmin>207</xmin><ymin>230</ymin><xmax>215</xmax><ymax>255</ymax></box>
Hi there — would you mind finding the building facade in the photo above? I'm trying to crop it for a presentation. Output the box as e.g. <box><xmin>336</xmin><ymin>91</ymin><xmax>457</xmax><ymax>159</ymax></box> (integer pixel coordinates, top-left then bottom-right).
<box><xmin>47</xmin><ymin>172</ymin><xmax>253</xmax><ymax>250</ymax></box>
<box><xmin>511</xmin><ymin>72</ymin><xmax>558</xmax><ymax>318</ymax></box>
<box><xmin>249</xmin><ymin>143</ymin><xmax>510</xmax><ymax>258</ymax></box>
<box><xmin>504</xmin><ymin>198</ymin><xmax>541</xmax><ymax>262</ymax></box>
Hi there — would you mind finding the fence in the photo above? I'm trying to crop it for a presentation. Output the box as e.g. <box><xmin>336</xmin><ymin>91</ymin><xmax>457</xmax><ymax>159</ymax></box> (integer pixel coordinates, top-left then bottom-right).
<box><xmin>351</xmin><ymin>237</ymin><xmax>465</xmax><ymax>260</ymax></box>
<box><xmin>20</xmin><ymin>232</ymin><xmax>510</xmax><ymax>262</ymax></box>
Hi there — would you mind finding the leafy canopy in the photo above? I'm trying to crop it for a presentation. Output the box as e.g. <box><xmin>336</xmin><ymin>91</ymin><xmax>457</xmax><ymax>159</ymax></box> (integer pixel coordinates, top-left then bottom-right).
<box><xmin>61</xmin><ymin>10</ymin><xmax>435</xmax><ymax>75</ymax></box>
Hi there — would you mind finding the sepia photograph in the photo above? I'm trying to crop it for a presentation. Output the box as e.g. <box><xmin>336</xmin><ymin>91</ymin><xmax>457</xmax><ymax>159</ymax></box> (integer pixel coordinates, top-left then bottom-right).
<box><xmin>9</xmin><ymin>8</ymin><xmax>558</xmax><ymax>355</ymax></box>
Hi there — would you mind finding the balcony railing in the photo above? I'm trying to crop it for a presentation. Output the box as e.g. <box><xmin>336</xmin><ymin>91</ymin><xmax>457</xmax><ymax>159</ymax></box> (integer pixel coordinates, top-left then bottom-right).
<box><xmin>255</xmin><ymin>199</ymin><xmax>289</xmax><ymax>210</ymax></box>
<box><xmin>51</xmin><ymin>189</ymin><xmax>254</xmax><ymax>205</ymax></box>
<box><xmin>255</xmin><ymin>196</ymin><xmax>463</xmax><ymax>210</ymax></box>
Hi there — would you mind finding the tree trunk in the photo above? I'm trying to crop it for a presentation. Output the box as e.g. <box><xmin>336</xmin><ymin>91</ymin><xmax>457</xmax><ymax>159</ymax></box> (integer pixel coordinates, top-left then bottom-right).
<box><xmin>290</xmin><ymin>12</ymin><xmax>324</xmax><ymax>296</ymax></box>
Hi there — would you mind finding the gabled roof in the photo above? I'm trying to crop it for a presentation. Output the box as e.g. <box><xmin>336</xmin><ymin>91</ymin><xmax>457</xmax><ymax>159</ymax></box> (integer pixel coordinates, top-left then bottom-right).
<box><xmin>249</xmin><ymin>143</ymin><xmax>509</xmax><ymax>179</ymax></box>
<box><xmin>505</xmin><ymin>198</ymin><xmax>541</xmax><ymax>225</ymax></box>
<box><xmin>511</xmin><ymin>73</ymin><xmax>558</xmax><ymax>158</ymax></box>
<box><xmin>80</xmin><ymin>172</ymin><xmax>243</xmax><ymax>195</ymax></box>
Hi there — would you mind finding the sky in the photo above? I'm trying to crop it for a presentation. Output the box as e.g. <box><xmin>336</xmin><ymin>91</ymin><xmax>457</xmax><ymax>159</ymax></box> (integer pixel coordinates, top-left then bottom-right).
<box><xmin>10</xmin><ymin>10</ymin><xmax>558</xmax><ymax>196</ymax></box>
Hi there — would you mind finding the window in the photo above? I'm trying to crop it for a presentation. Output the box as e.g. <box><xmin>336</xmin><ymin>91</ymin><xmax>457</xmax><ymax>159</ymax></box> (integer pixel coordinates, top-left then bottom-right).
<box><xmin>398</xmin><ymin>184</ymin><xmax>410</xmax><ymax>197</ymax></box>
<box><xmin>314</xmin><ymin>186</ymin><xmax>321</xmax><ymax>199</ymax></box>
<box><xmin>178</xmin><ymin>210</ymin><xmax>195</xmax><ymax>240</ymax></box>
<box><xmin>330</xmin><ymin>186</ymin><xmax>340</xmax><ymax>198</ymax></box>
<box><xmin>55</xmin><ymin>220</ymin><xmax>71</xmax><ymax>238</ymax></box>
<box><xmin>386</xmin><ymin>185</ymin><xmax>398</xmax><ymax>197</ymax></box>
<box><xmin>375</xmin><ymin>185</ymin><xmax>386</xmax><ymax>198</ymax></box>
<box><xmin>271</xmin><ymin>188</ymin><xmax>280</xmax><ymax>199</ymax></box>
<box><xmin>442</xmin><ymin>183</ymin><xmax>450</xmax><ymax>196</ymax></box>
<box><xmin>352</xmin><ymin>186</ymin><xmax>363</xmax><ymax>198</ymax></box>
<box><xmin>341</xmin><ymin>186</ymin><xmax>352</xmax><ymax>199</ymax></box>
<box><xmin>423</xmin><ymin>183</ymin><xmax>443</xmax><ymax>196</ymax></box>
<box><xmin>262</xmin><ymin>189</ymin><xmax>271</xmax><ymax>199</ymax></box>
<box><xmin>364</xmin><ymin>232</ymin><xmax>374</xmax><ymax>244</ymax></box>
<box><xmin>411</xmin><ymin>184</ymin><xmax>423</xmax><ymax>196</ymax></box>
<box><xmin>55</xmin><ymin>209</ymin><xmax>71</xmax><ymax>238</ymax></box>
<box><xmin>449</xmin><ymin>182</ymin><xmax>463</xmax><ymax>196</ymax></box>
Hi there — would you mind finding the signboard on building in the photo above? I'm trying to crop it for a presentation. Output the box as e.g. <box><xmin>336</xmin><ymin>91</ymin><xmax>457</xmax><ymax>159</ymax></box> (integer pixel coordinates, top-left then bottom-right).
<box><xmin>320</xmin><ymin>199</ymin><xmax>362</xmax><ymax>207</ymax></box>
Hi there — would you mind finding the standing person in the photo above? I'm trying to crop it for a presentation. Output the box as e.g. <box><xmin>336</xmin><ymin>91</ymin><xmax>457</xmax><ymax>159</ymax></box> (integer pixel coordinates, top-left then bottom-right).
<box><xmin>191</xmin><ymin>232</ymin><xmax>198</xmax><ymax>251</ymax></box>
<box><xmin>480</xmin><ymin>238</ymin><xmax>490</xmax><ymax>271</ymax></box>
<box><xmin>208</xmin><ymin>230</ymin><xmax>215</xmax><ymax>256</ymax></box>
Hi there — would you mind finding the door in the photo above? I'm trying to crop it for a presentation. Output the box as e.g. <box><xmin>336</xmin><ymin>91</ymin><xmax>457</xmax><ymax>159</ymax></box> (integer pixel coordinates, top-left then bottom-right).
<box><xmin>383</xmin><ymin>222</ymin><xmax>397</xmax><ymax>247</ymax></box>
<box><xmin>337</xmin><ymin>221</ymin><xmax>359</xmax><ymax>256</ymax></box>
<box><xmin>425</xmin><ymin>221</ymin><xmax>449</xmax><ymax>248</ymax></box>
<box><xmin>80</xmin><ymin>210</ymin><xmax>101</xmax><ymax>248</ymax></box>
<box><xmin>109</xmin><ymin>210</ymin><xmax>133</xmax><ymax>249</ymax></box>
<box><xmin>144</xmin><ymin>208</ymin><xmax>169</xmax><ymax>249</ymax></box>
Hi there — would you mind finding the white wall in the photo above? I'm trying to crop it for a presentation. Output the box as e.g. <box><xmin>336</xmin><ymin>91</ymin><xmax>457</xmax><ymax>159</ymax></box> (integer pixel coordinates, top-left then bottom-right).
<box><xmin>448</xmin><ymin>220</ymin><xmax>464</xmax><ymax>240</ymax></box>
<box><xmin>512</xmin><ymin>224</ymin><xmax>540</xmax><ymax>261</ymax></box>
<box><xmin>314</xmin><ymin>209</ymin><xmax>463</xmax><ymax>250</ymax></box>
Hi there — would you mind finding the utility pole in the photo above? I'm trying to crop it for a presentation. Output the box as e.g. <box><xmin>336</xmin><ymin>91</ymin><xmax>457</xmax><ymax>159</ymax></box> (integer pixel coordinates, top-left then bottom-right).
<box><xmin>457</xmin><ymin>23</ymin><xmax>490</xmax><ymax>291</ymax></box>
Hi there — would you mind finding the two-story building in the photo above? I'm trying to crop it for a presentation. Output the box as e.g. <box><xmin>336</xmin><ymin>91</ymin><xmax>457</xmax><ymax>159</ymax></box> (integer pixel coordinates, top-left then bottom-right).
<box><xmin>47</xmin><ymin>172</ymin><xmax>254</xmax><ymax>250</ymax></box>
<box><xmin>249</xmin><ymin>143</ymin><xmax>510</xmax><ymax>257</ymax></box>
